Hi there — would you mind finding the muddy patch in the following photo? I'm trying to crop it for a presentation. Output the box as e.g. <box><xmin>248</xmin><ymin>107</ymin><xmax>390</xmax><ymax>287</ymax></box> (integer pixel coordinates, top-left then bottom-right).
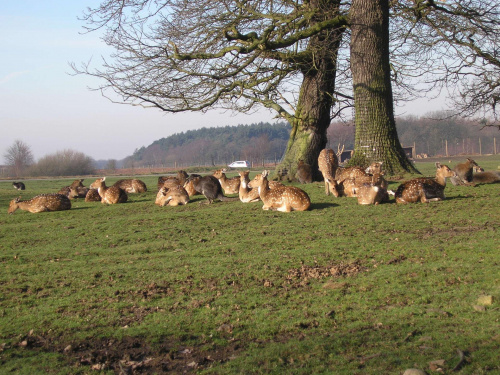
<box><xmin>285</xmin><ymin>261</ymin><xmax>365</xmax><ymax>287</ymax></box>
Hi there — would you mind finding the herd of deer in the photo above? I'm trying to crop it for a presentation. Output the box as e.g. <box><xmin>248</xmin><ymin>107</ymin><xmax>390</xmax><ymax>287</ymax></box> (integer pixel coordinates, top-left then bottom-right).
<box><xmin>7</xmin><ymin>150</ymin><xmax>499</xmax><ymax>214</ymax></box>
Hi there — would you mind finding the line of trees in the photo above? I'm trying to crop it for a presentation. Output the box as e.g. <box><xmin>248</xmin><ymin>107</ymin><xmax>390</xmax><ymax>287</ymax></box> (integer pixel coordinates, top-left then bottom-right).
<box><xmin>2</xmin><ymin>141</ymin><xmax>95</xmax><ymax>178</ymax></box>
<box><xmin>122</xmin><ymin>113</ymin><xmax>499</xmax><ymax>168</ymax></box>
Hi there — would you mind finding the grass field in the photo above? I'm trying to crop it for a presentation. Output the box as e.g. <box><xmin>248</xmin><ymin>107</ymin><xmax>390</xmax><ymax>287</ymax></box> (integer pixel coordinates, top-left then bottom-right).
<box><xmin>0</xmin><ymin>157</ymin><xmax>499</xmax><ymax>374</ymax></box>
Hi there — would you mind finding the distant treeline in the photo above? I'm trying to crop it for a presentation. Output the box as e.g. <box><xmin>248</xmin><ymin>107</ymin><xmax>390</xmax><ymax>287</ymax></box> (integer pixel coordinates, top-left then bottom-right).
<box><xmin>120</xmin><ymin>113</ymin><xmax>498</xmax><ymax>168</ymax></box>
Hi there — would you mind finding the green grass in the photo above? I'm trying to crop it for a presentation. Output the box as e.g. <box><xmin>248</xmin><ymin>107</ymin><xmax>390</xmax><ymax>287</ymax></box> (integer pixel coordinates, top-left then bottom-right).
<box><xmin>0</xmin><ymin>160</ymin><xmax>499</xmax><ymax>374</ymax></box>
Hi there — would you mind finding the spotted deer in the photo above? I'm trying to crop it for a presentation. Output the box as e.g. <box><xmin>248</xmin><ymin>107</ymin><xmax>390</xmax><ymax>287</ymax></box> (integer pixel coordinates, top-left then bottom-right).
<box><xmin>155</xmin><ymin>186</ymin><xmax>190</xmax><ymax>206</ymax></box>
<box><xmin>354</xmin><ymin>173</ymin><xmax>390</xmax><ymax>205</ymax></box>
<box><xmin>252</xmin><ymin>170</ymin><xmax>311</xmax><ymax>212</ymax></box>
<box><xmin>8</xmin><ymin>194</ymin><xmax>71</xmax><ymax>214</ymax></box>
<box><xmin>317</xmin><ymin>149</ymin><xmax>339</xmax><ymax>196</ymax></box>
<box><xmin>213</xmin><ymin>169</ymin><xmax>240</xmax><ymax>195</ymax></box>
<box><xmin>238</xmin><ymin>171</ymin><xmax>260</xmax><ymax>203</ymax></box>
<box><xmin>84</xmin><ymin>189</ymin><xmax>101</xmax><ymax>202</ymax></box>
<box><xmin>158</xmin><ymin>171</ymin><xmax>190</xmax><ymax>190</ymax></box>
<box><xmin>395</xmin><ymin>162</ymin><xmax>457</xmax><ymax>204</ymax></box>
<box><xmin>113</xmin><ymin>179</ymin><xmax>147</xmax><ymax>193</ymax></box>
<box><xmin>183</xmin><ymin>177</ymin><xmax>202</xmax><ymax>197</ymax></box>
<box><xmin>12</xmin><ymin>182</ymin><xmax>25</xmax><ymax>190</ymax></box>
<box><xmin>58</xmin><ymin>179</ymin><xmax>87</xmax><ymax>198</ymax></box>
<box><xmin>450</xmin><ymin>158</ymin><xmax>483</xmax><ymax>186</ymax></box>
<box><xmin>90</xmin><ymin>177</ymin><xmax>128</xmax><ymax>204</ymax></box>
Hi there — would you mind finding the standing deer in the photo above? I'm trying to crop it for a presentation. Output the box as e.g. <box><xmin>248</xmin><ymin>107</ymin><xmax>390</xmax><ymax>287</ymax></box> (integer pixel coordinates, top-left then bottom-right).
<box><xmin>395</xmin><ymin>162</ymin><xmax>457</xmax><ymax>204</ymax></box>
<box><xmin>113</xmin><ymin>179</ymin><xmax>147</xmax><ymax>193</ymax></box>
<box><xmin>252</xmin><ymin>170</ymin><xmax>311</xmax><ymax>212</ymax></box>
<box><xmin>213</xmin><ymin>169</ymin><xmax>240</xmax><ymax>195</ymax></box>
<box><xmin>317</xmin><ymin>149</ymin><xmax>339</xmax><ymax>196</ymax></box>
<box><xmin>155</xmin><ymin>186</ymin><xmax>190</xmax><ymax>206</ymax></box>
<box><xmin>238</xmin><ymin>171</ymin><xmax>260</xmax><ymax>203</ymax></box>
<box><xmin>450</xmin><ymin>158</ymin><xmax>483</xmax><ymax>186</ymax></box>
<box><xmin>90</xmin><ymin>177</ymin><xmax>128</xmax><ymax>204</ymax></box>
<box><xmin>8</xmin><ymin>194</ymin><xmax>71</xmax><ymax>214</ymax></box>
<box><xmin>191</xmin><ymin>175</ymin><xmax>238</xmax><ymax>204</ymax></box>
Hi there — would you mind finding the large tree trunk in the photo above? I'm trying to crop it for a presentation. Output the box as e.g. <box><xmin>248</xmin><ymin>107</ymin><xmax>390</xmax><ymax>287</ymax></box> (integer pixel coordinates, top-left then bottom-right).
<box><xmin>349</xmin><ymin>0</ymin><xmax>419</xmax><ymax>175</ymax></box>
<box><xmin>274</xmin><ymin>0</ymin><xmax>343</xmax><ymax>181</ymax></box>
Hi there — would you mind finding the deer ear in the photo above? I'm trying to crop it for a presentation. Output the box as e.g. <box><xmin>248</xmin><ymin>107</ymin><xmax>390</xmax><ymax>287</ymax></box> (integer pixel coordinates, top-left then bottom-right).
<box><xmin>435</xmin><ymin>162</ymin><xmax>441</xmax><ymax>168</ymax></box>
<box><xmin>102</xmin><ymin>177</ymin><xmax>106</xmax><ymax>182</ymax></box>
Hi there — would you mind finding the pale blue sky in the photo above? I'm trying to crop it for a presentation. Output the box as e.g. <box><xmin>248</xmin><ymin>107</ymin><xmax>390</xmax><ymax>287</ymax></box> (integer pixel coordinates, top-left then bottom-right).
<box><xmin>0</xmin><ymin>1</ymin><xmax>446</xmax><ymax>161</ymax></box>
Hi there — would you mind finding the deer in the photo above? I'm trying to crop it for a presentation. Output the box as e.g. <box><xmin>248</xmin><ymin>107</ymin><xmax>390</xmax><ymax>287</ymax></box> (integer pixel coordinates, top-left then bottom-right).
<box><xmin>183</xmin><ymin>176</ymin><xmax>202</xmax><ymax>197</ymax></box>
<box><xmin>58</xmin><ymin>179</ymin><xmax>88</xmax><ymax>198</ymax></box>
<box><xmin>295</xmin><ymin>160</ymin><xmax>313</xmax><ymax>184</ymax></box>
<box><xmin>90</xmin><ymin>177</ymin><xmax>128</xmax><ymax>204</ymax></box>
<box><xmin>8</xmin><ymin>194</ymin><xmax>71</xmax><ymax>214</ymax></box>
<box><xmin>450</xmin><ymin>158</ymin><xmax>483</xmax><ymax>186</ymax></box>
<box><xmin>472</xmin><ymin>171</ymin><xmax>500</xmax><ymax>184</ymax></box>
<box><xmin>155</xmin><ymin>186</ymin><xmax>190</xmax><ymax>206</ymax></box>
<box><xmin>157</xmin><ymin>171</ymin><xmax>190</xmax><ymax>190</ymax></box>
<box><xmin>12</xmin><ymin>182</ymin><xmax>25</xmax><ymax>190</ymax></box>
<box><xmin>252</xmin><ymin>170</ymin><xmax>311</xmax><ymax>212</ymax></box>
<box><xmin>113</xmin><ymin>179</ymin><xmax>147</xmax><ymax>193</ymax></box>
<box><xmin>213</xmin><ymin>169</ymin><xmax>240</xmax><ymax>195</ymax></box>
<box><xmin>395</xmin><ymin>162</ymin><xmax>457</xmax><ymax>204</ymax></box>
<box><xmin>317</xmin><ymin>148</ymin><xmax>339</xmax><ymax>196</ymax></box>
<box><xmin>238</xmin><ymin>171</ymin><xmax>261</xmax><ymax>203</ymax></box>
<box><xmin>354</xmin><ymin>173</ymin><xmax>390</xmax><ymax>205</ymax></box>
<box><xmin>191</xmin><ymin>175</ymin><xmax>238</xmax><ymax>204</ymax></box>
<box><xmin>335</xmin><ymin>162</ymin><xmax>383</xmax><ymax>197</ymax></box>
<box><xmin>84</xmin><ymin>189</ymin><xmax>101</xmax><ymax>202</ymax></box>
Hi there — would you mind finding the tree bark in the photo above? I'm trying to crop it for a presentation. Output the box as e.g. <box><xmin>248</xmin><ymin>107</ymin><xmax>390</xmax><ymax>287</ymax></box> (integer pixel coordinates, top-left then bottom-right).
<box><xmin>274</xmin><ymin>0</ymin><xmax>344</xmax><ymax>181</ymax></box>
<box><xmin>349</xmin><ymin>0</ymin><xmax>419</xmax><ymax>175</ymax></box>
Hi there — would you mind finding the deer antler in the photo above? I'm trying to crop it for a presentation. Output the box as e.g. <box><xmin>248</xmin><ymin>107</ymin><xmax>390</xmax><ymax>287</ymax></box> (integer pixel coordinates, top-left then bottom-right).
<box><xmin>336</xmin><ymin>144</ymin><xmax>345</xmax><ymax>158</ymax></box>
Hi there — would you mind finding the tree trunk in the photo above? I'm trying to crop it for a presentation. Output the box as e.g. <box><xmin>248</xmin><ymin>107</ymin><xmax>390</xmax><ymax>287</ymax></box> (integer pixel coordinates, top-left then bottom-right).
<box><xmin>349</xmin><ymin>0</ymin><xmax>419</xmax><ymax>175</ymax></box>
<box><xmin>274</xmin><ymin>0</ymin><xmax>343</xmax><ymax>181</ymax></box>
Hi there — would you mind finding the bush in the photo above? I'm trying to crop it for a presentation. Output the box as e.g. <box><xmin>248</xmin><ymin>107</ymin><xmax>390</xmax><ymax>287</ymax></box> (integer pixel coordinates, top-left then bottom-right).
<box><xmin>29</xmin><ymin>149</ymin><xmax>96</xmax><ymax>176</ymax></box>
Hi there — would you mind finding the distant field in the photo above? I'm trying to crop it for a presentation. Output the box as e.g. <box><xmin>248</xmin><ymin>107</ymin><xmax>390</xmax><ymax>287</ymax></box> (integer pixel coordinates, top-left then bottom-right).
<box><xmin>0</xmin><ymin>156</ymin><xmax>499</xmax><ymax>374</ymax></box>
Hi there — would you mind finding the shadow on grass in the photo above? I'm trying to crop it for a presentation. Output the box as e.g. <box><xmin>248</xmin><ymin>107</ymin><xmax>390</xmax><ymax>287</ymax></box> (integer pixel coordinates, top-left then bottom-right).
<box><xmin>310</xmin><ymin>202</ymin><xmax>338</xmax><ymax>210</ymax></box>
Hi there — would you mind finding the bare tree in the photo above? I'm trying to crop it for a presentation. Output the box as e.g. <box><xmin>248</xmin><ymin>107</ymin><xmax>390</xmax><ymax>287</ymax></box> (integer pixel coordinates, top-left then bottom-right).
<box><xmin>30</xmin><ymin>149</ymin><xmax>95</xmax><ymax>177</ymax></box>
<box><xmin>3</xmin><ymin>140</ymin><xmax>34</xmax><ymax>177</ymax></box>
<box><xmin>74</xmin><ymin>0</ymin><xmax>348</xmax><ymax>179</ymax></box>
<box><xmin>390</xmin><ymin>0</ymin><xmax>500</xmax><ymax>129</ymax></box>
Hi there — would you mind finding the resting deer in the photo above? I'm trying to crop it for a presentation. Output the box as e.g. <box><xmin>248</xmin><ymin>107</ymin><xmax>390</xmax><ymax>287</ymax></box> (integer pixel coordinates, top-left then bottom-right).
<box><xmin>354</xmin><ymin>173</ymin><xmax>390</xmax><ymax>205</ymax></box>
<box><xmin>395</xmin><ymin>162</ymin><xmax>457</xmax><ymax>204</ymax></box>
<box><xmin>113</xmin><ymin>179</ymin><xmax>147</xmax><ymax>193</ymax></box>
<box><xmin>155</xmin><ymin>186</ymin><xmax>190</xmax><ymax>206</ymax></box>
<box><xmin>8</xmin><ymin>194</ymin><xmax>71</xmax><ymax>214</ymax></box>
<box><xmin>84</xmin><ymin>189</ymin><xmax>101</xmax><ymax>202</ymax></box>
<box><xmin>158</xmin><ymin>171</ymin><xmax>190</xmax><ymax>190</ymax></box>
<box><xmin>213</xmin><ymin>169</ymin><xmax>240</xmax><ymax>195</ymax></box>
<box><xmin>295</xmin><ymin>160</ymin><xmax>313</xmax><ymax>184</ymax></box>
<box><xmin>472</xmin><ymin>170</ymin><xmax>500</xmax><ymax>184</ymax></box>
<box><xmin>318</xmin><ymin>149</ymin><xmax>339</xmax><ymax>196</ymax></box>
<box><xmin>450</xmin><ymin>158</ymin><xmax>483</xmax><ymax>186</ymax></box>
<box><xmin>252</xmin><ymin>170</ymin><xmax>311</xmax><ymax>212</ymax></box>
<box><xmin>90</xmin><ymin>177</ymin><xmax>128</xmax><ymax>204</ymax></box>
<box><xmin>238</xmin><ymin>171</ymin><xmax>260</xmax><ymax>203</ymax></box>
<box><xmin>191</xmin><ymin>175</ymin><xmax>238</xmax><ymax>204</ymax></box>
<box><xmin>12</xmin><ymin>182</ymin><xmax>25</xmax><ymax>190</ymax></box>
<box><xmin>58</xmin><ymin>179</ymin><xmax>88</xmax><ymax>198</ymax></box>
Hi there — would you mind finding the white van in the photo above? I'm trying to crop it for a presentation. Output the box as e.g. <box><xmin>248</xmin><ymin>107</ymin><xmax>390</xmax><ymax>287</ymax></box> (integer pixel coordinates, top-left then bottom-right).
<box><xmin>228</xmin><ymin>160</ymin><xmax>251</xmax><ymax>168</ymax></box>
